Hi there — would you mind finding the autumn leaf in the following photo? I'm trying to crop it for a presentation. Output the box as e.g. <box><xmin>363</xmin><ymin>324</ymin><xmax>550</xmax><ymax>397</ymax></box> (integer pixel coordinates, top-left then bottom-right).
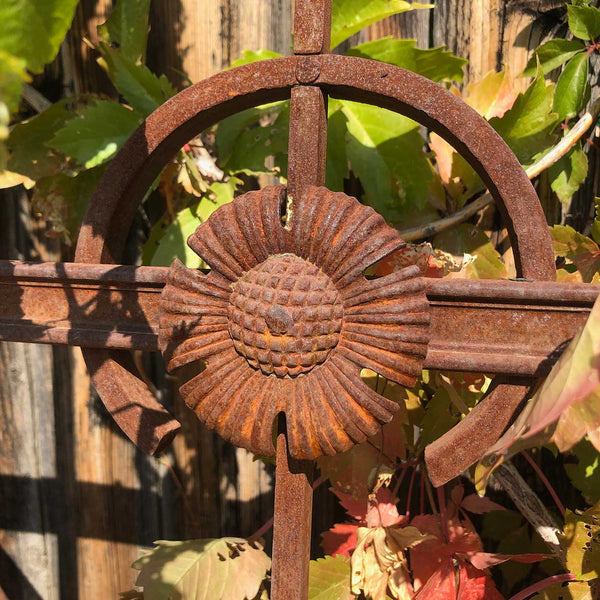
<box><xmin>476</xmin><ymin>296</ymin><xmax>600</xmax><ymax>493</ymax></box>
<box><xmin>132</xmin><ymin>538</ymin><xmax>270</xmax><ymax>600</ymax></box>
<box><xmin>322</xmin><ymin>488</ymin><xmax>406</xmax><ymax>557</ymax></box>
<box><xmin>551</xmin><ymin>225</ymin><xmax>600</xmax><ymax>283</ymax></box>
<box><xmin>318</xmin><ymin>376</ymin><xmax>408</xmax><ymax>499</ymax></box>
<box><xmin>559</xmin><ymin>502</ymin><xmax>600</xmax><ymax>582</ymax></box>
<box><xmin>351</xmin><ymin>525</ymin><xmax>432</xmax><ymax>600</ymax></box>
<box><xmin>308</xmin><ymin>556</ymin><xmax>354</xmax><ymax>600</ymax></box>
<box><xmin>410</xmin><ymin>513</ymin><xmax>506</xmax><ymax>599</ymax></box>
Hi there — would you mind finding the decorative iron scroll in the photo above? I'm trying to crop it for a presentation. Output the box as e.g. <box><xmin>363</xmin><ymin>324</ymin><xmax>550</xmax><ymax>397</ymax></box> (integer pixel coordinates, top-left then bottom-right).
<box><xmin>158</xmin><ymin>185</ymin><xmax>430</xmax><ymax>459</ymax></box>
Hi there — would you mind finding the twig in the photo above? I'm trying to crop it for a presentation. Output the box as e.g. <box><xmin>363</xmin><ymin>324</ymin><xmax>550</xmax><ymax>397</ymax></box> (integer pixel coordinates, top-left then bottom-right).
<box><xmin>397</xmin><ymin>105</ymin><xmax>599</xmax><ymax>242</ymax></box>
<box><xmin>521</xmin><ymin>450</ymin><xmax>566</xmax><ymax>517</ymax></box>
<box><xmin>494</xmin><ymin>462</ymin><xmax>565</xmax><ymax>564</ymax></box>
<box><xmin>22</xmin><ymin>84</ymin><xmax>52</xmax><ymax>114</ymax></box>
<box><xmin>507</xmin><ymin>573</ymin><xmax>576</xmax><ymax>600</ymax></box>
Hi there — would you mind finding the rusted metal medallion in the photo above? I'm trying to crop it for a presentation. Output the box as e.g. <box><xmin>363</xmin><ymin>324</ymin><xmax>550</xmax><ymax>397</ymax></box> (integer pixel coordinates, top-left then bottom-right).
<box><xmin>158</xmin><ymin>186</ymin><xmax>430</xmax><ymax>459</ymax></box>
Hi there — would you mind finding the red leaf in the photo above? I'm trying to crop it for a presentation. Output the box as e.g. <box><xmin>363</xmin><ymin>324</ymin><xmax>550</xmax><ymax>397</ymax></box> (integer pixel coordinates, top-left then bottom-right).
<box><xmin>332</xmin><ymin>488</ymin><xmax>404</xmax><ymax>527</ymax></box>
<box><xmin>460</xmin><ymin>494</ymin><xmax>506</xmax><ymax>515</ymax></box>
<box><xmin>321</xmin><ymin>523</ymin><xmax>359</xmax><ymax>557</ymax></box>
<box><xmin>464</xmin><ymin>551</ymin><xmax>548</xmax><ymax>571</ymax></box>
<box><xmin>457</xmin><ymin>562</ymin><xmax>505</xmax><ymax>600</ymax></box>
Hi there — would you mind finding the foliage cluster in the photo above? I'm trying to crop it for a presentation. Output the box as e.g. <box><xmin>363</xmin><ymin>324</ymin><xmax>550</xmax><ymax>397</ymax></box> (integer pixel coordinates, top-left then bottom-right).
<box><xmin>1</xmin><ymin>0</ymin><xmax>600</xmax><ymax>599</ymax></box>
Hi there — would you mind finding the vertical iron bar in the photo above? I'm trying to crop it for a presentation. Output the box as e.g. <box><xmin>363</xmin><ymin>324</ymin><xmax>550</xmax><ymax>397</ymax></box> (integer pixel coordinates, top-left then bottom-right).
<box><xmin>270</xmin><ymin>2</ymin><xmax>332</xmax><ymax>599</ymax></box>
<box><xmin>270</xmin><ymin>424</ymin><xmax>315</xmax><ymax>600</ymax></box>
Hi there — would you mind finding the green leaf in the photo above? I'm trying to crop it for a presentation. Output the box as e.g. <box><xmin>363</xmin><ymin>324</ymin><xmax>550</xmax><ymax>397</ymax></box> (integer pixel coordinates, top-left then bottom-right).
<box><xmin>554</xmin><ymin>52</ymin><xmax>590</xmax><ymax>122</ymax></box>
<box><xmin>325</xmin><ymin>101</ymin><xmax>350</xmax><ymax>192</ymax></box>
<box><xmin>551</xmin><ymin>224</ymin><xmax>600</xmax><ymax>282</ymax></box>
<box><xmin>331</xmin><ymin>0</ymin><xmax>432</xmax><ymax>49</ymax></box>
<box><xmin>144</xmin><ymin>178</ymin><xmax>240</xmax><ymax>268</ymax></box>
<box><xmin>565</xmin><ymin>439</ymin><xmax>600</xmax><ymax>504</ymax></box>
<box><xmin>98</xmin><ymin>0</ymin><xmax>151</xmax><ymax>63</ymax></box>
<box><xmin>0</xmin><ymin>50</ymin><xmax>28</xmax><ymax>170</ymax></box>
<box><xmin>490</xmin><ymin>69</ymin><xmax>559</xmax><ymax>167</ymax></box>
<box><xmin>223</xmin><ymin>104</ymin><xmax>289</xmax><ymax>177</ymax></box>
<box><xmin>433</xmin><ymin>224</ymin><xmax>508</xmax><ymax>279</ymax></box>
<box><xmin>347</xmin><ymin>38</ymin><xmax>467</xmax><ymax>82</ymax></box>
<box><xmin>7</xmin><ymin>96</ymin><xmax>96</xmax><ymax>180</ymax></box>
<box><xmin>230</xmin><ymin>49</ymin><xmax>282</xmax><ymax>68</ymax></box>
<box><xmin>340</xmin><ymin>100</ymin><xmax>431</xmax><ymax>222</ymax></box>
<box><xmin>548</xmin><ymin>142</ymin><xmax>588</xmax><ymax>207</ymax></box>
<box><xmin>0</xmin><ymin>0</ymin><xmax>79</xmax><ymax>73</ymax></box>
<box><xmin>568</xmin><ymin>4</ymin><xmax>600</xmax><ymax>40</ymax></box>
<box><xmin>98</xmin><ymin>44</ymin><xmax>176</xmax><ymax>117</ymax></box>
<box><xmin>308</xmin><ymin>556</ymin><xmax>353</xmax><ymax>600</ymax></box>
<box><xmin>528</xmin><ymin>581</ymin><xmax>594</xmax><ymax>600</ymax></box>
<box><xmin>49</xmin><ymin>100</ymin><xmax>142</xmax><ymax>169</ymax></box>
<box><xmin>32</xmin><ymin>166</ymin><xmax>107</xmax><ymax>244</ymax></box>
<box><xmin>522</xmin><ymin>39</ymin><xmax>586</xmax><ymax>77</ymax></box>
<box><xmin>591</xmin><ymin>198</ymin><xmax>600</xmax><ymax>244</ymax></box>
<box><xmin>216</xmin><ymin>102</ymin><xmax>285</xmax><ymax>166</ymax></box>
<box><xmin>132</xmin><ymin>538</ymin><xmax>271</xmax><ymax>600</ymax></box>
<box><xmin>559</xmin><ymin>502</ymin><xmax>600</xmax><ymax>581</ymax></box>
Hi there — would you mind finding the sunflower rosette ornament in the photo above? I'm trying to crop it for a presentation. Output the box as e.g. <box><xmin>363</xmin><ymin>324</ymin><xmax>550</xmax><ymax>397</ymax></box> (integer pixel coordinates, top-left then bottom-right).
<box><xmin>158</xmin><ymin>186</ymin><xmax>430</xmax><ymax>459</ymax></box>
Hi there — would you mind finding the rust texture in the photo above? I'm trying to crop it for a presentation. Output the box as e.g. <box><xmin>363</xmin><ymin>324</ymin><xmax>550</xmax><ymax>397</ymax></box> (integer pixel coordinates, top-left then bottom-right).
<box><xmin>270</xmin><ymin>425</ymin><xmax>314</xmax><ymax>600</ymax></box>
<box><xmin>1</xmin><ymin>259</ymin><xmax>598</xmax><ymax>374</ymax></box>
<box><xmin>293</xmin><ymin>0</ymin><xmax>331</xmax><ymax>54</ymax></box>
<box><xmin>157</xmin><ymin>185</ymin><xmax>430</xmax><ymax>460</ymax></box>
<box><xmin>69</xmin><ymin>52</ymin><xmax>559</xmax><ymax>458</ymax></box>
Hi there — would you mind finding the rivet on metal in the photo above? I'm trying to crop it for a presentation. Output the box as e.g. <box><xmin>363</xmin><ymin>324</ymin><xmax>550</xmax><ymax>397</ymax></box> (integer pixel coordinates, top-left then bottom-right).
<box><xmin>295</xmin><ymin>56</ymin><xmax>321</xmax><ymax>83</ymax></box>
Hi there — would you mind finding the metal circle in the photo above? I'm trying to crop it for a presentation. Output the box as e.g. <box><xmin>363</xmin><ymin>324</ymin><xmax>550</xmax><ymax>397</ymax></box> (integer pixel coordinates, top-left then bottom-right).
<box><xmin>74</xmin><ymin>54</ymin><xmax>555</xmax><ymax>455</ymax></box>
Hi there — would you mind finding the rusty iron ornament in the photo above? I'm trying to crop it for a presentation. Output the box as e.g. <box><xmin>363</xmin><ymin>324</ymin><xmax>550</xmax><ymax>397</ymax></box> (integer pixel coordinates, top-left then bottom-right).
<box><xmin>157</xmin><ymin>185</ymin><xmax>430</xmax><ymax>459</ymax></box>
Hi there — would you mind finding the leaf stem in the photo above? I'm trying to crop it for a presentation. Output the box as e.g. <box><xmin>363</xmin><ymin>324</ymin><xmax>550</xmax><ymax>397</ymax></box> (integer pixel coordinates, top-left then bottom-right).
<box><xmin>507</xmin><ymin>573</ymin><xmax>576</xmax><ymax>600</ymax></box>
<box><xmin>397</xmin><ymin>103</ymin><xmax>599</xmax><ymax>242</ymax></box>
<box><xmin>405</xmin><ymin>466</ymin><xmax>418</xmax><ymax>520</ymax></box>
<box><xmin>521</xmin><ymin>450</ymin><xmax>566</xmax><ymax>517</ymax></box>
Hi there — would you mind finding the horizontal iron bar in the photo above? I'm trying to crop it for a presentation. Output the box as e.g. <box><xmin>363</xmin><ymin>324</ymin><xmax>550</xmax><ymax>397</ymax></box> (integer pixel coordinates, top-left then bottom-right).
<box><xmin>1</xmin><ymin>261</ymin><xmax>598</xmax><ymax>376</ymax></box>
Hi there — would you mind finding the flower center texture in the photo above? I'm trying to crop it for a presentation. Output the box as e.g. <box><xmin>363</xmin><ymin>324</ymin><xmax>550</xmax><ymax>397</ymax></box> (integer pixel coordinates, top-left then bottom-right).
<box><xmin>228</xmin><ymin>254</ymin><xmax>344</xmax><ymax>377</ymax></box>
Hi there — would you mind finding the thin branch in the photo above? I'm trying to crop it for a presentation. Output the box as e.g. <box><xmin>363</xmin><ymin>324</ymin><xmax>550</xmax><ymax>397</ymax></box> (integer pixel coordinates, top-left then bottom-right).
<box><xmin>494</xmin><ymin>462</ymin><xmax>565</xmax><ymax>565</ymax></box>
<box><xmin>398</xmin><ymin>105</ymin><xmax>599</xmax><ymax>242</ymax></box>
<box><xmin>22</xmin><ymin>84</ymin><xmax>52</xmax><ymax>113</ymax></box>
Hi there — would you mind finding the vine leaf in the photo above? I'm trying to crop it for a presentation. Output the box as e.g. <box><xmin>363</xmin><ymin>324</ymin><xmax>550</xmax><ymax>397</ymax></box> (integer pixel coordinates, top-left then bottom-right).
<box><xmin>410</xmin><ymin>514</ymin><xmax>504</xmax><ymax>600</ymax></box>
<box><xmin>340</xmin><ymin>100</ymin><xmax>431</xmax><ymax>222</ymax></box>
<box><xmin>490</xmin><ymin>67</ymin><xmax>558</xmax><ymax>167</ymax></box>
<box><xmin>0</xmin><ymin>0</ymin><xmax>79</xmax><ymax>73</ymax></box>
<box><xmin>522</xmin><ymin>39</ymin><xmax>585</xmax><ymax>77</ymax></box>
<box><xmin>559</xmin><ymin>502</ymin><xmax>600</xmax><ymax>581</ymax></box>
<box><xmin>49</xmin><ymin>100</ymin><xmax>142</xmax><ymax>169</ymax></box>
<box><xmin>98</xmin><ymin>44</ymin><xmax>176</xmax><ymax>117</ymax></box>
<box><xmin>308</xmin><ymin>556</ymin><xmax>354</xmax><ymax>600</ymax></box>
<box><xmin>567</xmin><ymin>4</ymin><xmax>600</xmax><ymax>41</ymax></box>
<box><xmin>551</xmin><ymin>225</ymin><xmax>600</xmax><ymax>283</ymax></box>
<box><xmin>351</xmin><ymin>525</ymin><xmax>432</xmax><ymax>600</ymax></box>
<box><xmin>7</xmin><ymin>96</ymin><xmax>95</xmax><ymax>180</ymax></box>
<box><xmin>130</xmin><ymin>538</ymin><xmax>271</xmax><ymax>600</ymax></box>
<box><xmin>322</xmin><ymin>488</ymin><xmax>406</xmax><ymax>557</ymax></box>
<box><xmin>331</xmin><ymin>0</ymin><xmax>432</xmax><ymax>49</ymax></box>
<box><xmin>476</xmin><ymin>296</ymin><xmax>600</xmax><ymax>493</ymax></box>
<box><xmin>553</xmin><ymin>52</ymin><xmax>590</xmax><ymax>122</ymax></box>
<box><xmin>144</xmin><ymin>178</ymin><xmax>240</xmax><ymax>268</ymax></box>
<box><xmin>98</xmin><ymin>0</ymin><xmax>151</xmax><ymax>63</ymax></box>
<box><xmin>566</xmin><ymin>439</ymin><xmax>600</xmax><ymax>505</ymax></box>
<box><xmin>548</xmin><ymin>142</ymin><xmax>588</xmax><ymax>208</ymax></box>
<box><xmin>347</xmin><ymin>39</ymin><xmax>466</xmax><ymax>83</ymax></box>
<box><xmin>527</xmin><ymin>580</ymin><xmax>594</xmax><ymax>600</ymax></box>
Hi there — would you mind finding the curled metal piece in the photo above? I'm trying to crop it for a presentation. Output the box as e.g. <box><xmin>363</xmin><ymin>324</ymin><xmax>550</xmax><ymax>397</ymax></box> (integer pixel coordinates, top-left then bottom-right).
<box><xmin>158</xmin><ymin>186</ymin><xmax>430</xmax><ymax>459</ymax></box>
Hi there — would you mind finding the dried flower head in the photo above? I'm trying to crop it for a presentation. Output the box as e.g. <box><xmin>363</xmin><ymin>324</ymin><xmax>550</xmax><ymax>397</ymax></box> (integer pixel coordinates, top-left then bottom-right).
<box><xmin>158</xmin><ymin>186</ymin><xmax>430</xmax><ymax>459</ymax></box>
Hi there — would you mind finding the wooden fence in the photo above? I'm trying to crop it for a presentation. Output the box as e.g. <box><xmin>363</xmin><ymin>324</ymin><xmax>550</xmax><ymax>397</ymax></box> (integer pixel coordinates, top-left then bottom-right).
<box><xmin>0</xmin><ymin>0</ymin><xmax>596</xmax><ymax>597</ymax></box>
